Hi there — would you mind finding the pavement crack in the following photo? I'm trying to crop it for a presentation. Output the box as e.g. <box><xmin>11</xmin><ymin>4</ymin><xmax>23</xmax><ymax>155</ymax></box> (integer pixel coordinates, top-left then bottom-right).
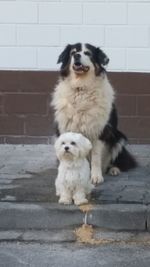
<box><xmin>145</xmin><ymin>218</ymin><xmax>148</xmax><ymax>231</ymax></box>
<box><xmin>24</xmin><ymin>171</ymin><xmax>40</xmax><ymax>176</ymax></box>
<box><xmin>0</xmin><ymin>165</ymin><xmax>5</xmax><ymax>170</ymax></box>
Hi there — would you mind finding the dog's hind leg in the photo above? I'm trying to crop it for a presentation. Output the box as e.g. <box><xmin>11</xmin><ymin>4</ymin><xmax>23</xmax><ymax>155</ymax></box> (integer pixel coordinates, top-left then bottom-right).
<box><xmin>108</xmin><ymin>166</ymin><xmax>121</xmax><ymax>176</ymax></box>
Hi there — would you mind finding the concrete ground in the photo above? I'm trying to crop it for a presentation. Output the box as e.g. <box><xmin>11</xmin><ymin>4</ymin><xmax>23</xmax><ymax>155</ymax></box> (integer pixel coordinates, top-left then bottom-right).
<box><xmin>0</xmin><ymin>144</ymin><xmax>150</xmax><ymax>266</ymax></box>
<box><xmin>0</xmin><ymin>144</ymin><xmax>150</xmax><ymax>231</ymax></box>
<box><xmin>0</xmin><ymin>144</ymin><xmax>150</xmax><ymax>205</ymax></box>
<box><xmin>1</xmin><ymin>242</ymin><xmax>150</xmax><ymax>267</ymax></box>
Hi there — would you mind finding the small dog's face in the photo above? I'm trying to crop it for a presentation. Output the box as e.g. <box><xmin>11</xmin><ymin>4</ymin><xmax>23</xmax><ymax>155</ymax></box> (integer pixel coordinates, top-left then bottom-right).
<box><xmin>57</xmin><ymin>43</ymin><xmax>109</xmax><ymax>77</ymax></box>
<box><xmin>55</xmin><ymin>132</ymin><xmax>92</xmax><ymax>161</ymax></box>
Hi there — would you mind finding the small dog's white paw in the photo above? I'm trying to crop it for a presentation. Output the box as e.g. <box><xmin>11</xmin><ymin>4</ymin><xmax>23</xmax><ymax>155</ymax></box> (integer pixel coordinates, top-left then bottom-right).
<box><xmin>91</xmin><ymin>175</ymin><xmax>104</xmax><ymax>185</ymax></box>
<box><xmin>59</xmin><ymin>198</ymin><xmax>72</xmax><ymax>205</ymax></box>
<box><xmin>74</xmin><ymin>198</ymin><xmax>88</xmax><ymax>206</ymax></box>
<box><xmin>109</xmin><ymin>167</ymin><xmax>120</xmax><ymax>176</ymax></box>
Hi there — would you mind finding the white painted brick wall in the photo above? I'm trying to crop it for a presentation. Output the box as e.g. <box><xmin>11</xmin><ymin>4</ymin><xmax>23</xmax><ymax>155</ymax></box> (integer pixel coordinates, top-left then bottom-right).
<box><xmin>83</xmin><ymin>3</ymin><xmax>127</xmax><ymax>25</ymax></box>
<box><xmin>0</xmin><ymin>2</ymin><xmax>37</xmax><ymax>23</ymax></box>
<box><xmin>0</xmin><ymin>0</ymin><xmax>150</xmax><ymax>72</ymax></box>
<box><xmin>0</xmin><ymin>47</ymin><xmax>37</xmax><ymax>68</ymax></box>
<box><xmin>17</xmin><ymin>25</ymin><xmax>60</xmax><ymax>46</ymax></box>
<box><xmin>60</xmin><ymin>26</ymin><xmax>105</xmax><ymax>46</ymax></box>
<box><xmin>39</xmin><ymin>3</ymin><xmax>82</xmax><ymax>24</ymax></box>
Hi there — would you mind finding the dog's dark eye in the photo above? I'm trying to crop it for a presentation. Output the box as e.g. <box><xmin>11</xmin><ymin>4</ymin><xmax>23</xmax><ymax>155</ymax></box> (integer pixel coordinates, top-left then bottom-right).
<box><xmin>62</xmin><ymin>142</ymin><xmax>65</xmax><ymax>145</ymax></box>
<box><xmin>71</xmin><ymin>141</ymin><xmax>76</xmax><ymax>145</ymax></box>
<box><xmin>71</xmin><ymin>50</ymin><xmax>76</xmax><ymax>56</ymax></box>
<box><xmin>84</xmin><ymin>51</ymin><xmax>91</xmax><ymax>56</ymax></box>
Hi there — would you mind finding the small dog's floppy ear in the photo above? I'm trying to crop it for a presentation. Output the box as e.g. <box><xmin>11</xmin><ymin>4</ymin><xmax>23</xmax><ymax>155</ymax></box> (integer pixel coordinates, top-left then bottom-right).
<box><xmin>79</xmin><ymin>134</ymin><xmax>92</xmax><ymax>158</ymax></box>
<box><xmin>96</xmin><ymin>47</ymin><xmax>109</xmax><ymax>67</ymax></box>
<box><xmin>57</xmin><ymin>44</ymin><xmax>72</xmax><ymax>64</ymax></box>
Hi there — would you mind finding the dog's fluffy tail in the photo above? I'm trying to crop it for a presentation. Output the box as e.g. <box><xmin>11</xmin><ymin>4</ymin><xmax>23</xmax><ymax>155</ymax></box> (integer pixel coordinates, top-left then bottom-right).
<box><xmin>109</xmin><ymin>129</ymin><xmax>138</xmax><ymax>172</ymax></box>
<box><xmin>100</xmin><ymin>125</ymin><xmax>138</xmax><ymax>172</ymax></box>
<box><xmin>113</xmin><ymin>146</ymin><xmax>138</xmax><ymax>172</ymax></box>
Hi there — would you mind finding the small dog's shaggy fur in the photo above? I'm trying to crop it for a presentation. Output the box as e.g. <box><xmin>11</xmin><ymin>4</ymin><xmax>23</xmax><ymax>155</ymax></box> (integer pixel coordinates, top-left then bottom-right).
<box><xmin>55</xmin><ymin>132</ymin><xmax>93</xmax><ymax>205</ymax></box>
<box><xmin>51</xmin><ymin>43</ymin><xmax>137</xmax><ymax>184</ymax></box>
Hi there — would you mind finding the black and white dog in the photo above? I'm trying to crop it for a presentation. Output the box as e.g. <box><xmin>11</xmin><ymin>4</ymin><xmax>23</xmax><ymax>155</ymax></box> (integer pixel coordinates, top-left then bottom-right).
<box><xmin>51</xmin><ymin>43</ymin><xmax>137</xmax><ymax>184</ymax></box>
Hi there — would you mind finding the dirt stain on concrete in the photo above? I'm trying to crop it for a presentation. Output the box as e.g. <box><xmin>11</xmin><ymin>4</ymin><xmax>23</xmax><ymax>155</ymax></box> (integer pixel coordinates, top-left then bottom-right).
<box><xmin>75</xmin><ymin>203</ymin><xmax>111</xmax><ymax>245</ymax></box>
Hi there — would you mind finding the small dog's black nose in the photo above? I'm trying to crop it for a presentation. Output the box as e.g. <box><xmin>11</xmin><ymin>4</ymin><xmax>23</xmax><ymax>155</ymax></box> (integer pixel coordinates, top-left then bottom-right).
<box><xmin>64</xmin><ymin>146</ymin><xmax>69</xmax><ymax>151</ymax></box>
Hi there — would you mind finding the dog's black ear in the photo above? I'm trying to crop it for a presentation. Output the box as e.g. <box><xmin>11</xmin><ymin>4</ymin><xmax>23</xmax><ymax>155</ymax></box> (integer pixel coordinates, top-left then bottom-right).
<box><xmin>96</xmin><ymin>48</ymin><xmax>109</xmax><ymax>67</ymax></box>
<box><xmin>57</xmin><ymin>44</ymin><xmax>72</xmax><ymax>64</ymax></box>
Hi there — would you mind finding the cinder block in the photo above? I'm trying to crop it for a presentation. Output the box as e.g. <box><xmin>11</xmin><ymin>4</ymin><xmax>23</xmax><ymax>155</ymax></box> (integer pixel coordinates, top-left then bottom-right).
<box><xmin>0</xmin><ymin>25</ymin><xmax>16</xmax><ymax>46</ymax></box>
<box><xmin>17</xmin><ymin>25</ymin><xmax>60</xmax><ymax>46</ymax></box>
<box><xmin>106</xmin><ymin>26</ymin><xmax>149</xmax><ymax>48</ymax></box>
<box><xmin>0</xmin><ymin>48</ymin><xmax>37</xmax><ymax>69</ymax></box>
<box><xmin>83</xmin><ymin>3</ymin><xmax>127</xmax><ymax>25</ymax></box>
<box><xmin>60</xmin><ymin>26</ymin><xmax>104</xmax><ymax>46</ymax></box>
<box><xmin>37</xmin><ymin>47</ymin><xmax>62</xmax><ymax>69</ymax></box>
<box><xmin>0</xmin><ymin>2</ymin><xmax>37</xmax><ymax>23</ymax></box>
<box><xmin>128</xmin><ymin>3</ymin><xmax>150</xmax><ymax>24</ymax></box>
<box><xmin>39</xmin><ymin>3</ymin><xmax>82</xmax><ymax>24</ymax></box>
<box><xmin>104</xmin><ymin>48</ymin><xmax>126</xmax><ymax>70</ymax></box>
<box><xmin>127</xmin><ymin>49</ymin><xmax>150</xmax><ymax>71</ymax></box>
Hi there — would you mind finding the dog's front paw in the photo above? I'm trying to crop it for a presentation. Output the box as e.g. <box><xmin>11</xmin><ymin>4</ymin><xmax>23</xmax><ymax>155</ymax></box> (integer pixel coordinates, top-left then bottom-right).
<box><xmin>59</xmin><ymin>198</ymin><xmax>72</xmax><ymax>205</ymax></box>
<box><xmin>109</xmin><ymin>167</ymin><xmax>120</xmax><ymax>176</ymax></box>
<box><xmin>74</xmin><ymin>198</ymin><xmax>88</xmax><ymax>206</ymax></box>
<box><xmin>91</xmin><ymin>175</ymin><xmax>104</xmax><ymax>185</ymax></box>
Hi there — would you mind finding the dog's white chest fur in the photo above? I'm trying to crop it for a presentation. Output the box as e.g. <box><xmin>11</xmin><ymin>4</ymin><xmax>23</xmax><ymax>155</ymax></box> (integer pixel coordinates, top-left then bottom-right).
<box><xmin>52</xmin><ymin>75</ymin><xmax>114</xmax><ymax>140</ymax></box>
<box><xmin>55</xmin><ymin>159</ymin><xmax>92</xmax><ymax>195</ymax></box>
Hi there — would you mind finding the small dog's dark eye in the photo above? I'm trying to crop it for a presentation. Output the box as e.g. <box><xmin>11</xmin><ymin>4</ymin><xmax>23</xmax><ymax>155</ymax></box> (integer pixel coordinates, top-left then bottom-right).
<box><xmin>62</xmin><ymin>142</ymin><xmax>65</xmax><ymax>145</ymax></box>
<box><xmin>84</xmin><ymin>51</ymin><xmax>91</xmax><ymax>56</ymax></box>
<box><xmin>71</xmin><ymin>141</ymin><xmax>76</xmax><ymax>145</ymax></box>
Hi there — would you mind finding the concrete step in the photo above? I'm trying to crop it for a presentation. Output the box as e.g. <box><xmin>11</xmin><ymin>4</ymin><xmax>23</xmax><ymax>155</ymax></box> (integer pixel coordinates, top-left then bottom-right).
<box><xmin>0</xmin><ymin>229</ymin><xmax>76</xmax><ymax>243</ymax></box>
<box><xmin>1</xmin><ymin>229</ymin><xmax>150</xmax><ymax>244</ymax></box>
<box><xmin>0</xmin><ymin>202</ymin><xmax>149</xmax><ymax>231</ymax></box>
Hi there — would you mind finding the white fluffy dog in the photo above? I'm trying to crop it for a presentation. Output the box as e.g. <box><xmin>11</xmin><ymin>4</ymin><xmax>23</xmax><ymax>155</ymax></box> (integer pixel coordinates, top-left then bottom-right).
<box><xmin>54</xmin><ymin>132</ymin><xmax>93</xmax><ymax>205</ymax></box>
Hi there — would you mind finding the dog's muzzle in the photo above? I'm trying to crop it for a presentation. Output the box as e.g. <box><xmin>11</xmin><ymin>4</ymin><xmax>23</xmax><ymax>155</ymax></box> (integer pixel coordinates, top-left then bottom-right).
<box><xmin>73</xmin><ymin>54</ymin><xmax>89</xmax><ymax>73</ymax></box>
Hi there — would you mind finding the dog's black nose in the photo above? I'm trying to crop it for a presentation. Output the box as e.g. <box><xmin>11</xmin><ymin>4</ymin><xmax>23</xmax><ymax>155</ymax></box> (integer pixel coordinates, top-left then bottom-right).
<box><xmin>74</xmin><ymin>54</ymin><xmax>81</xmax><ymax>66</ymax></box>
<box><xmin>64</xmin><ymin>146</ymin><xmax>69</xmax><ymax>151</ymax></box>
<box><xmin>74</xmin><ymin>53</ymin><xmax>81</xmax><ymax>61</ymax></box>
